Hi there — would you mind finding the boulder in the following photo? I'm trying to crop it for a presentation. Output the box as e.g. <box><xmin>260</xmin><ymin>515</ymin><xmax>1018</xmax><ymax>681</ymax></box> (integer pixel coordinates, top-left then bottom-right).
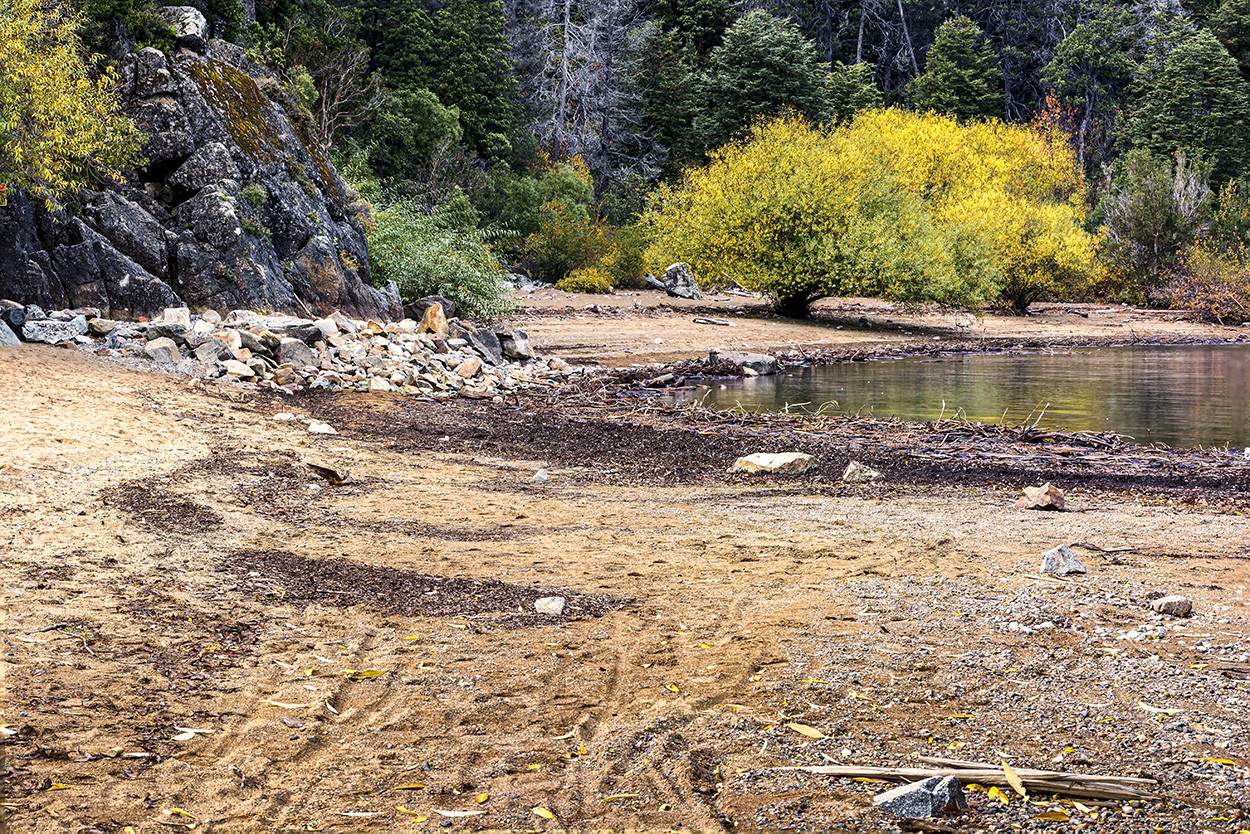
<box><xmin>842</xmin><ymin>461</ymin><xmax>882</xmax><ymax>483</ymax></box>
<box><xmin>221</xmin><ymin>359</ymin><xmax>255</xmax><ymax>377</ymax></box>
<box><xmin>158</xmin><ymin>6</ymin><xmax>210</xmax><ymax>52</ymax></box>
<box><xmin>457</xmin><ymin>357</ymin><xmax>483</xmax><ymax>378</ymax></box>
<box><xmin>405</xmin><ymin>296</ymin><xmax>458</xmax><ymax>322</ymax></box>
<box><xmin>708</xmin><ymin>349</ymin><xmax>779</xmax><ymax>376</ymax></box>
<box><xmin>1150</xmin><ymin>595</ymin><xmax>1193</xmax><ymax>618</ymax></box>
<box><xmin>0</xmin><ymin>320</ymin><xmax>18</xmax><ymax>347</ymax></box>
<box><xmin>22</xmin><ymin>316</ymin><xmax>88</xmax><ymax>345</ymax></box>
<box><xmin>417</xmin><ymin>303</ymin><xmax>449</xmax><ymax>337</ymax></box>
<box><xmin>1016</xmin><ymin>482</ymin><xmax>1065</xmax><ymax>511</ymax></box>
<box><xmin>534</xmin><ymin>596</ymin><xmax>567</xmax><ymax>616</ymax></box>
<box><xmin>88</xmin><ymin>318</ymin><xmax>121</xmax><ymax>336</ymax></box>
<box><xmin>144</xmin><ymin>336</ymin><xmax>183</xmax><ymax>364</ymax></box>
<box><xmin>873</xmin><ymin>776</ymin><xmax>968</xmax><ymax>819</ymax></box>
<box><xmin>646</xmin><ymin>262</ymin><xmax>702</xmax><ymax>300</ymax></box>
<box><xmin>277</xmin><ymin>337</ymin><xmax>318</xmax><ymax>367</ymax></box>
<box><xmin>1040</xmin><ymin>544</ymin><xmax>1086</xmax><ymax>576</ymax></box>
<box><xmin>496</xmin><ymin>327</ymin><xmax>534</xmax><ymax>360</ymax></box>
<box><xmin>194</xmin><ymin>338</ymin><xmax>231</xmax><ymax>363</ymax></box>
<box><xmin>731</xmin><ymin>452</ymin><xmax>815</xmax><ymax>475</ymax></box>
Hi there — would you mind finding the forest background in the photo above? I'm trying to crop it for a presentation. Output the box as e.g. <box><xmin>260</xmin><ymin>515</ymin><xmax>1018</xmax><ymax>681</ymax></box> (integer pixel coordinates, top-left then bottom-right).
<box><xmin>11</xmin><ymin>0</ymin><xmax>1250</xmax><ymax>321</ymax></box>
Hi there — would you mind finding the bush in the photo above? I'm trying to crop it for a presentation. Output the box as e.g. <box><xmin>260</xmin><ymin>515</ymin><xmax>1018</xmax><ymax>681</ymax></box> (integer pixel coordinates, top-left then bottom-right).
<box><xmin>1159</xmin><ymin>243</ymin><xmax>1250</xmax><ymax>323</ymax></box>
<box><xmin>599</xmin><ymin>225</ymin><xmax>650</xmax><ymax>289</ymax></box>
<box><xmin>520</xmin><ymin>201</ymin><xmax>610</xmax><ymax>283</ymax></box>
<box><xmin>367</xmin><ymin>200</ymin><xmax>512</xmax><ymax>319</ymax></box>
<box><xmin>241</xmin><ymin>183</ymin><xmax>268</xmax><ymax>208</ymax></box>
<box><xmin>556</xmin><ymin>267</ymin><xmax>614</xmax><ymax>294</ymax></box>
<box><xmin>641</xmin><ymin>110</ymin><xmax>1100</xmax><ymax>316</ymax></box>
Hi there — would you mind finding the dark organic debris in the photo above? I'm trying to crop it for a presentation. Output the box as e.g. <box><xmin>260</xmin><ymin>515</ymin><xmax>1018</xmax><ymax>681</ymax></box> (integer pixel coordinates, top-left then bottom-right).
<box><xmin>103</xmin><ymin>484</ymin><xmax>223</xmax><ymax>534</ymax></box>
<box><xmin>223</xmin><ymin>549</ymin><xmax>628</xmax><ymax>627</ymax></box>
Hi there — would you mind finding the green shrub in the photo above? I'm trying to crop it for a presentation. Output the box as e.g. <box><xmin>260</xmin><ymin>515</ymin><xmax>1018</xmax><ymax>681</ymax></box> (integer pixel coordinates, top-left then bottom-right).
<box><xmin>521</xmin><ymin>202</ymin><xmax>610</xmax><ymax>283</ymax></box>
<box><xmin>241</xmin><ymin>183</ymin><xmax>268</xmax><ymax>208</ymax></box>
<box><xmin>600</xmin><ymin>225</ymin><xmax>649</xmax><ymax>289</ymax></box>
<box><xmin>556</xmin><ymin>266</ymin><xmax>614</xmax><ymax>293</ymax></box>
<box><xmin>367</xmin><ymin>200</ymin><xmax>512</xmax><ymax>319</ymax></box>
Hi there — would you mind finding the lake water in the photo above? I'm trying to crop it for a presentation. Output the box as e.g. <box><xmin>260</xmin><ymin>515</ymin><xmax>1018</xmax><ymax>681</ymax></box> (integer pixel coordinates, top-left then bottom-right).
<box><xmin>682</xmin><ymin>345</ymin><xmax>1250</xmax><ymax>449</ymax></box>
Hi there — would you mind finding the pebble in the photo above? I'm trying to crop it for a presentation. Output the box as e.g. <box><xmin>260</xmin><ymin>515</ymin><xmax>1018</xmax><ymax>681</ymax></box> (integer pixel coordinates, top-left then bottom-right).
<box><xmin>307</xmin><ymin>422</ymin><xmax>337</xmax><ymax>435</ymax></box>
<box><xmin>842</xmin><ymin>460</ymin><xmax>882</xmax><ymax>483</ymax></box>
<box><xmin>533</xmin><ymin>469</ymin><xmax>549</xmax><ymax>483</ymax></box>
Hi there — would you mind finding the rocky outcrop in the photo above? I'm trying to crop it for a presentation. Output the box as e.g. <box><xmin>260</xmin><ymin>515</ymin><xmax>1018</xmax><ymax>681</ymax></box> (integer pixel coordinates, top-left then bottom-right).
<box><xmin>0</xmin><ymin>23</ymin><xmax>399</xmax><ymax>321</ymax></box>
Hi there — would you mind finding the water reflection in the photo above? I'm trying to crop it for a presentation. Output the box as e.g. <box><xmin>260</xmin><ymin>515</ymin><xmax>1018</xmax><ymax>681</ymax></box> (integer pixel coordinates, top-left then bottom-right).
<box><xmin>679</xmin><ymin>345</ymin><xmax>1250</xmax><ymax>449</ymax></box>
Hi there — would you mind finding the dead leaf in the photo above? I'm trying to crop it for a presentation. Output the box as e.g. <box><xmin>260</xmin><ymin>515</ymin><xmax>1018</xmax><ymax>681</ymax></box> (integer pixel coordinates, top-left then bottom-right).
<box><xmin>1199</xmin><ymin>757</ymin><xmax>1240</xmax><ymax>766</ymax></box>
<box><xmin>475</xmin><ymin>793</ymin><xmax>489</xmax><ymax>804</ymax></box>
<box><xmin>1032</xmin><ymin>811</ymin><xmax>1071</xmax><ymax>822</ymax></box>
<box><xmin>337</xmin><ymin>811</ymin><xmax>382</xmax><ymax>818</ymax></box>
<box><xmin>344</xmin><ymin>669</ymin><xmax>388</xmax><ymax>681</ymax></box>
<box><xmin>162</xmin><ymin>808</ymin><xmax>197</xmax><ymax>819</ymax></box>
<box><xmin>786</xmin><ymin>723</ymin><xmax>826</xmax><ymax>740</ymax></box>
<box><xmin>601</xmin><ymin>793</ymin><xmax>639</xmax><ymax>801</ymax></box>
<box><xmin>395</xmin><ymin>806</ymin><xmax>428</xmax><ymax>820</ymax></box>
<box><xmin>263</xmin><ymin>700</ymin><xmax>312</xmax><ymax>709</ymax></box>
<box><xmin>306</xmin><ymin>462</ymin><xmax>350</xmax><ymax>486</ymax></box>
<box><xmin>1002</xmin><ymin>760</ymin><xmax>1026</xmax><ymax>797</ymax></box>
<box><xmin>986</xmin><ymin>786</ymin><xmax>1011</xmax><ymax>805</ymax></box>
<box><xmin>532</xmin><ymin>807</ymin><xmax>556</xmax><ymax>820</ymax></box>
<box><xmin>393</xmin><ymin>784</ymin><xmax>430</xmax><ymax>791</ymax></box>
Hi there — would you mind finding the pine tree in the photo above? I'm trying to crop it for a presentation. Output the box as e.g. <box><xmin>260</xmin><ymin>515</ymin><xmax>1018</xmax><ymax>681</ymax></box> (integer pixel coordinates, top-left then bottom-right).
<box><xmin>826</xmin><ymin>61</ymin><xmax>883</xmax><ymax>123</ymax></box>
<box><xmin>635</xmin><ymin>24</ymin><xmax>699</xmax><ymax>177</ymax></box>
<box><xmin>694</xmin><ymin>10</ymin><xmax>830</xmax><ymax>152</ymax></box>
<box><xmin>1211</xmin><ymin>0</ymin><xmax>1250</xmax><ymax>78</ymax></box>
<box><xmin>1123</xmin><ymin>28</ymin><xmax>1250</xmax><ymax>182</ymax></box>
<box><xmin>907</xmin><ymin>15</ymin><xmax>1005</xmax><ymax>121</ymax></box>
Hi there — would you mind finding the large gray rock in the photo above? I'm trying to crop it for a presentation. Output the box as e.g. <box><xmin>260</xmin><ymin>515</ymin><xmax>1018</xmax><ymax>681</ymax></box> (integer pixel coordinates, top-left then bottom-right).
<box><xmin>708</xmin><ymin>349</ymin><xmax>779</xmax><ymax>376</ymax></box>
<box><xmin>0</xmin><ymin>320</ymin><xmax>18</xmax><ymax>347</ymax></box>
<box><xmin>646</xmin><ymin>262</ymin><xmax>702</xmax><ymax>300</ymax></box>
<box><xmin>0</xmin><ymin>43</ymin><xmax>399</xmax><ymax>322</ymax></box>
<box><xmin>158</xmin><ymin>6</ymin><xmax>210</xmax><ymax>52</ymax></box>
<box><xmin>22</xmin><ymin>316</ymin><xmax>88</xmax><ymax>345</ymax></box>
<box><xmin>144</xmin><ymin>336</ymin><xmax>183</xmax><ymax>364</ymax></box>
<box><xmin>873</xmin><ymin>776</ymin><xmax>968</xmax><ymax>819</ymax></box>
<box><xmin>1150</xmin><ymin>595</ymin><xmax>1193</xmax><ymax>617</ymax></box>
<box><xmin>495</xmin><ymin>327</ymin><xmax>534</xmax><ymax>360</ymax></box>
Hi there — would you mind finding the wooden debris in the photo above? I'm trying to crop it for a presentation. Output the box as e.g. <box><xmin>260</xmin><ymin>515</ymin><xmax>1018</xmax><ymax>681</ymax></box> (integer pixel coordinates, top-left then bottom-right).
<box><xmin>782</xmin><ymin>757</ymin><xmax>1157</xmax><ymax>801</ymax></box>
<box><xmin>306</xmin><ymin>463</ymin><xmax>350</xmax><ymax>486</ymax></box>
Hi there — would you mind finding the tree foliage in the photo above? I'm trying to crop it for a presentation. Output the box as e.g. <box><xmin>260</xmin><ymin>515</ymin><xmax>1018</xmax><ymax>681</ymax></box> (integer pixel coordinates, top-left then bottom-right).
<box><xmin>907</xmin><ymin>15</ymin><xmax>1005</xmax><ymax>121</ymax></box>
<box><xmin>642</xmin><ymin>110</ymin><xmax>1100</xmax><ymax>316</ymax></box>
<box><xmin>0</xmin><ymin>0</ymin><xmax>142</xmax><ymax>208</ymax></box>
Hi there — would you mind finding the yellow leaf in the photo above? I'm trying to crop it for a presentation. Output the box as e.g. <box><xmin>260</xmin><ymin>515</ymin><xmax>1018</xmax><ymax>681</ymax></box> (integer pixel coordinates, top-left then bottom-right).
<box><xmin>1200</xmin><ymin>756</ymin><xmax>1240</xmax><ymax>766</ymax></box>
<box><xmin>601</xmin><ymin>793</ymin><xmax>639</xmax><ymax>801</ymax></box>
<box><xmin>525</xmin><ymin>764</ymin><xmax>542</xmax><ymax>771</ymax></box>
<box><xmin>46</xmin><ymin>783</ymin><xmax>71</xmax><ymax>791</ymax></box>
<box><xmin>987</xmin><ymin>786</ymin><xmax>1011</xmax><ymax>805</ymax></box>
<box><xmin>1002</xmin><ymin>760</ymin><xmax>1026</xmax><ymax>797</ymax></box>
<box><xmin>940</xmin><ymin>713</ymin><xmax>974</xmax><ymax>719</ymax></box>
<box><xmin>533</xmin><ymin>807</ymin><xmax>556</xmax><ymax>820</ymax></box>
<box><xmin>786</xmin><ymin>723</ymin><xmax>826</xmax><ymax>739</ymax></box>
<box><xmin>395</xmin><ymin>806</ymin><xmax>428</xmax><ymax>820</ymax></box>
<box><xmin>394</xmin><ymin>784</ymin><xmax>430</xmax><ymax>791</ymax></box>
<box><xmin>577</xmin><ymin>743</ymin><xmax>587</xmax><ymax>755</ymax></box>
<box><xmin>665</xmin><ymin>683</ymin><xmax>680</xmax><ymax>693</ymax></box>
<box><xmin>475</xmin><ymin>793</ymin><xmax>489</xmax><ymax>804</ymax></box>
<box><xmin>1032</xmin><ymin>810</ymin><xmax>1070</xmax><ymax>821</ymax></box>
<box><xmin>405</xmin><ymin>635</ymin><xmax>420</xmax><ymax>641</ymax></box>
<box><xmin>1072</xmin><ymin>800</ymin><xmax>1093</xmax><ymax>814</ymax></box>
<box><xmin>345</xmin><ymin>669</ymin><xmax>389</xmax><ymax>681</ymax></box>
<box><xmin>163</xmin><ymin>808</ymin><xmax>197</xmax><ymax>819</ymax></box>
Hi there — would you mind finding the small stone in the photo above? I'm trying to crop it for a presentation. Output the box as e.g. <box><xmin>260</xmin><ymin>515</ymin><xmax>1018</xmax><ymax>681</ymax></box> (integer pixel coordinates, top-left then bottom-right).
<box><xmin>88</xmin><ymin>318</ymin><xmax>121</xmax><ymax>336</ymax></box>
<box><xmin>307</xmin><ymin>421</ymin><xmax>338</xmax><ymax>435</ymax></box>
<box><xmin>417</xmin><ymin>303</ymin><xmax>449</xmax><ymax>337</ymax></box>
<box><xmin>873</xmin><ymin>776</ymin><xmax>968</xmax><ymax>819</ymax></box>
<box><xmin>534</xmin><ymin>596</ymin><xmax>567</xmax><ymax>616</ymax></box>
<box><xmin>1150</xmin><ymin>595</ymin><xmax>1193</xmax><ymax>618</ymax></box>
<box><xmin>708</xmin><ymin>349</ymin><xmax>778</xmax><ymax>375</ymax></box>
<box><xmin>144</xmin><ymin>336</ymin><xmax>182</xmax><ymax>364</ymax></box>
<box><xmin>533</xmin><ymin>469</ymin><xmax>549</xmax><ymax>483</ymax></box>
<box><xmin>1040</xmin><ymin>544</ymin><xmax>1086</xmax><ymax>576</ymax></box>
<box><xmin>730</xmin><ymin>452</ymin><xmax>815</xmax><ymax>475</ymax></box>
<box><xmin>221</xmin><ymin>359</ymin><xmax>255</xmax><ymax>377</ymax></box>
<box><xmin>457</xmin><ymin>357</ymin><xmax>482</xmax><ymax>378</ymax></box>
<box><xmin>272</xmin><ymin>412</ymin><xmax>298</xmax><ymax>421</ymax></box>
<box><xmin>1016</xmin><ymin>482</ymin><xmax>1066</xmax><ymax>511</ymax></box>
<box><xmin>842</xmin><ymin>460</ymin><xmax>882</xmax><ymax>483</ymax></box>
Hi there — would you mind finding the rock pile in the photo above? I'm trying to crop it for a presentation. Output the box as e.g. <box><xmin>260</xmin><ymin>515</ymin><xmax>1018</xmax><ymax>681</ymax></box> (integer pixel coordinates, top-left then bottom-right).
<box><xmin>4</xmin><ymin>300</ymin><xmax>575</xmax><ymax>399</ymax></box>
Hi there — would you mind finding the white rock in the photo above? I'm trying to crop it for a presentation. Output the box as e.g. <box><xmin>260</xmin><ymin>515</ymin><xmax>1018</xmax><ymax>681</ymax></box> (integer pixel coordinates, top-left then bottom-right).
<box><xmin>307</xmin><ymin>421</ymin><xmax>337</xmax><ymax>435</ymax></box>
<box><xmin>271</xmin><ymin>412</ymin><xmax>297</xmax><ymax>421</ymax></box>
<box><xmin>730</xmin><ymin>452</ymin><xmax>815</xmax><ymax>475</ymax></box>
<box><xmin>534</xmin><ymin>596</ymin><xmax>567</xmax><ymax>616</ymax></box>
<box><xmin>1040</xmin><ymin>544</ymin><xmax>1086</xmax><ymax>576</ymax></box>
<box><xmin>1150</xmin><ymin>595</ymin><xmax>1193</xmax><ymax>617</ymax></box>
<box><xmin>842</xmin><ymin>460</ymin><xmax>882</xmax><ymax>483</ymax></box>
<box><xmin>159</xmin><ymin>307</ymin><xmax>192</xmax><ymax>329</ymax></box>
<box><xmin>533</xmin><ymin>469</ymin><xmax>549</xmax><ymax>483</ymax></box>
<box><xmin>221</xmin><ymin>359</ymin><xmax>254</xmax><ymax>378</ymax></box>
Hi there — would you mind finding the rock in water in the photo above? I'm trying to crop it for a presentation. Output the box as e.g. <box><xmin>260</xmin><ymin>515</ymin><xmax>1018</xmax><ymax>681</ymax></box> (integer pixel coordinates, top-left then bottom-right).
<box><xmin>417</xmin><ymin>302</ymin><xmax>449</xmax><ymax>336</ymax></box>
<box><xmin>708</xmin><ymin>349</ymin><xmax>779</xmax><ymax>375</ymax></box>
<box><xmin>144</xmin><ymin>336</ymin><xmax>182</xmax><ymax>364</ymax></box>
<box><xmin>842</xmin><ymin>461</ymin><xmax>882</xmax><ymax>483</ymax></box>
<box><xmin>1150</xmin><ymin>595</ymin><xmax>1193</xmax><ymax>617</ymax></box>
<box><xmin>1040</xmin><ymin>544</ymin><xmax>1086</xmax><ymax>576</ymax></box>
<box><xmin>731</xmin><ymin>453</ymin><xmax>815</xmax><ymax>475</ymax></box>
<box><xmin>534</xmin><ymin>596</ymin><xmax>567</xmax><ymax>616</ymax></box>
<box><xmin>873</xmin><ymin>776</ymin><xmax>969</xmax><ymax>819</ymax></box>
<box><xmin>1016</xmin><ymin>482</ymin><xmax>1065</xmax><ymax>511</ymax></box>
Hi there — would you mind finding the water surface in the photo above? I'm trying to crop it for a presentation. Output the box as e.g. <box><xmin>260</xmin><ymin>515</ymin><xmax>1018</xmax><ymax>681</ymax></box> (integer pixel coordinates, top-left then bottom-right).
<box><xmin>682</xmin><ymin>345</ymin><xmax>1250</xmax><ymax>449</ymax></box>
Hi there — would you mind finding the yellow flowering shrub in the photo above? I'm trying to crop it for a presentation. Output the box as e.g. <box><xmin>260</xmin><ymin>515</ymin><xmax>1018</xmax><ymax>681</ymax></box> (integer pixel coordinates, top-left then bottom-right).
<box><xmin>0</xmin><ymin>0</ymin><xmax>142</xmax><ymax>208</ymax></box>
<box><xmin>641</xmin><ymin>110</ymin><xmax>1101</xmax><ymax>315</ymax></box>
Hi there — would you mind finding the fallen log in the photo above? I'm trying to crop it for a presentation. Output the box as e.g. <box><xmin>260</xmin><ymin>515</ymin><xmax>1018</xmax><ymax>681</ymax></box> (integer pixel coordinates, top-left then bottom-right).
<box><xmin>781</xmin><ymin>763</ymin><xmax>1157</xmax><ymax>801</ymax></box>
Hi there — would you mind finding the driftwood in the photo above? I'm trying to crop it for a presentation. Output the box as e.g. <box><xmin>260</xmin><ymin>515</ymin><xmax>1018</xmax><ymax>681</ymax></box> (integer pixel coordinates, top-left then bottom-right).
<box><xmin>783</xmin><ymin>756</ymin><xmax>1157</xmax><ymax>801</ymax></box>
